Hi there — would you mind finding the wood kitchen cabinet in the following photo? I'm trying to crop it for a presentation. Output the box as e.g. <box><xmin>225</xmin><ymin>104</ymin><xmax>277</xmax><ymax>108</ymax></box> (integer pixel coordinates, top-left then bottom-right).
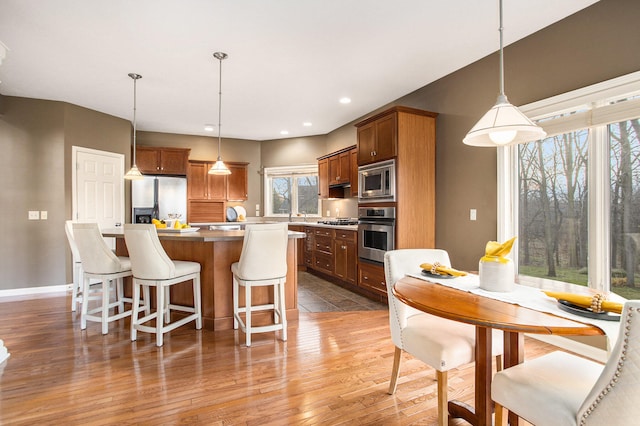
<box><xmin>333</xmin><ymin>229</ymin><xmax>357</xmax><ymax>285</ymax></box>
<box><xmin>328</xmin><ymin>150</ymin><xmax>351</xmax><ymax>186</ymax></box>
<box><xmin>313</xmin><ymin>228</ymin><xmax>334</xmax><ymax>275</ymax></box>
<box><xmin>317</xmin><ymin>145</ymin><xmax>356</xmax><ymax>199</ymax></box>
<box><xmin>350</xmin><ymin>148</ymin><xmax>358</xmax><ymax>197</ymax></box>
<box><xmin>303</xmin><ymin>226</ymin><xmax>315</xmax><ymax>269</ymax></box>
<box><xmin>356</xmin><ymin>112</ymin><xmax>397</xmax><ymax>165</ymax></box>
<box><xmin>288</xmin><ymin>225</ymin><xmax>307</xmax><ymax>268</ymax></box>
<box><xmin>136</xmin><ymin>146</ymin><xmax>190</xmax><ymax>175</ymax></box>
<box><xmin>358</xmin><ymin>260</ymin><xmax>387</xmax><ymax>298</ymax></box>
<box><xmin>187</xmin><ymin>161</ymin><xmax>248</xmax><ymax>201</ymax></box>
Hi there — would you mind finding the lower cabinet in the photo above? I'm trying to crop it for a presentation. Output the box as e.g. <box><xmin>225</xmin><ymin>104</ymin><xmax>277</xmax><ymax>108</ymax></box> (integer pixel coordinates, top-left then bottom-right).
<box><xmin>313</xmin><ymin>228</ymin><xmax>334</xmax><ymax>275</ymax></box>
<box><xmin>334</xmin><ymin>229</ymin><xmax>357</xmax><ymax>285</ymax></box>
<box><xmin>358</xmin><ymin>261</ymin><xmax>387</xmax><ymax>298</ymax></box>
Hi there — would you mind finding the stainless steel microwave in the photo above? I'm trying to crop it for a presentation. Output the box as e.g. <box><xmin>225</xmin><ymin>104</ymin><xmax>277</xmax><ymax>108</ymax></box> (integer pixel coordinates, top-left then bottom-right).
<box><xmin>358</xmin><ymin>159</ymin><xmax>396</xmax><ymax>202</ymax></box>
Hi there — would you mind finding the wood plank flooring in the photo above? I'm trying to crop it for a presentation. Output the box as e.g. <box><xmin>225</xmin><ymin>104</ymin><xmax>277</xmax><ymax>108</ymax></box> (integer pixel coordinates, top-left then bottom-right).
<box><xmin>0</xmin><ymin>291</ymin><xmax>556</xmax><ymax>425</ymax></box>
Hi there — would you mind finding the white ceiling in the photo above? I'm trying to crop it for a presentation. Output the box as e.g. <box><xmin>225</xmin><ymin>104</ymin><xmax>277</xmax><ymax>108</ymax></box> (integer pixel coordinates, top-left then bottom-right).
<box><xmin>0</xmin><ymin>0</ymin><xmax>598</xmax><ymax>141</ymax></box>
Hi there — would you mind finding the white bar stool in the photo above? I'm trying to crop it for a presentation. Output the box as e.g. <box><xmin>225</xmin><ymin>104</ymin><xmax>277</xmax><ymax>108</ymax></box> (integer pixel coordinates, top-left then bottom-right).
<box><xmin>124</xmin><ymin>224</ymin><xmax>202</xmax><ymax>347</ymax></box>
<box><xmin>232</xmin><ymin>223</ymin><xmax>289</xmax><ymax>347</ymax></box>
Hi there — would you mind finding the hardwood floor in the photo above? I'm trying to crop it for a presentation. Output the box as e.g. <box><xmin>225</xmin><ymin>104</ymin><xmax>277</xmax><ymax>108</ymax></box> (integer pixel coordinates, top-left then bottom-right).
<box><xmin>0</xmin><ymin>291</ymin><xmax>556</xmax><ymax>425</ymax></box>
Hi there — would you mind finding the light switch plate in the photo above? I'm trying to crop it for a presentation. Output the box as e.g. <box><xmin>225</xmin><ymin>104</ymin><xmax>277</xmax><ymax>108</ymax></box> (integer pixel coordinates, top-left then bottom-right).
<box><xmin>40</xmin><ymin>211</ymin><xmax>48</xmax><ymax>220</ymax></box>
<box><xmin>470</xmin><ymin>209</ymin><xmax>477</xmax><ymax>221</ymax></box>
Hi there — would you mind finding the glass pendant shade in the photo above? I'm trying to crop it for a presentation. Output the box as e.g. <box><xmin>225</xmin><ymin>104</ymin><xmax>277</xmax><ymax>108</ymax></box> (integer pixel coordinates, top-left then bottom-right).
<box><xmin>124</xmin><ymin>73</ymin><xmax>144</xmax><ymax>180</ymax></box>
<box><xmin>463</xmin><ymin>94</ymin><xmax>547</xmax><ymax>147</ymax></box>
<box><xmin>209</xmin><ymin>159</ymin><xmax>231</xmax><ymax>175</ymax></box>
<box><xmin>463</xmin><ymin>0</ymin><xmax>546</xmax><ymax>147</ymax></box>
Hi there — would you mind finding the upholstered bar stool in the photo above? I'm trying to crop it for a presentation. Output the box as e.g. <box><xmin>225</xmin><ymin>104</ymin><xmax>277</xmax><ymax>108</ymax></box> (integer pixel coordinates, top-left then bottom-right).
<box><xmin>384</xmin><ymin>249</ymin><xmax>504</xmax><ymax>426</ymax></box>
<box><xmin>65</xmin><ymin>220</ymin><xmax>84</xmax><ymax>312</ymax></box>
<box><xmin>232</xmin><ymin>223</ymin><xmax>289</xmax><ymax>347</ymax></box>
<box><xmin>124</xmin><ymin>224</ymin><xmax>202</xmax><ymax>347</ymax></box>
<box><xmin>72</xmin><ymin>222</ymin><xmax>135</xmax><ymax>334</ymax></box>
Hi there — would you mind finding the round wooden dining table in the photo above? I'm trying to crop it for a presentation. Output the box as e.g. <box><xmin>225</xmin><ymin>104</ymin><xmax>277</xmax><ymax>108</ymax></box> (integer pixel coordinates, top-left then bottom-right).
<box><xmin>393</xmin><ymin>275</ymin><xmax>604</xmax><ymax>426</ymax></box>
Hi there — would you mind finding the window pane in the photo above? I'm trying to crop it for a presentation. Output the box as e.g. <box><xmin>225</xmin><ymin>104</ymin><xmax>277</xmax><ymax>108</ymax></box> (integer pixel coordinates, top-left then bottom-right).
<box><xmin>609</xmin><ymin>118</ymin><xmax>640</xmax><ymax>299</ymax></box>
<box><xmin>518</xmin><ymin>130</ymin><xmax>589</xmax><ymax>286</ymax></box>
<box><xmin>271</xmin><ymin>177</ymin><xmax>292</xmax><ymax>215</ymax></box>
<box><xmin>296</xmin><ymin>176</ymin><xmax>318</xmax><ymax>215</ymax></box>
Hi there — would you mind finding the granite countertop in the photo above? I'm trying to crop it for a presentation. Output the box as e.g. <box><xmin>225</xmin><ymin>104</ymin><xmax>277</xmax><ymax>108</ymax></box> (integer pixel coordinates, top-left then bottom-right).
<box><xmin>102</xmin><ymin>227</ymin><xmax>305</xmax><ymax>242</ymax></box>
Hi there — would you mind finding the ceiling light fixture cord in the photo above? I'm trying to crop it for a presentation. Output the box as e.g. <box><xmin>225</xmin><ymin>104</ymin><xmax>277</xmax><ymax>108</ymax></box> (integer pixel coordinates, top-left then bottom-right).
<box><xmin>124</xmin><ymin>73</ymin><xmax>143</xmax><ymax>180</ymax></box>
<box><xmin>209</xmin><ymin>52</ymin><xmax>231</xmax><ymax>175</ymax></box>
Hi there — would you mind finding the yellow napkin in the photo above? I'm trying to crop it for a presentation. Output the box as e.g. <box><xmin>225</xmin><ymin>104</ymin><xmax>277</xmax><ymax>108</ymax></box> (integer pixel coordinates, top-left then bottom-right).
<box><xmin>420</xmin><ymin>262</ymin><xmax>467</xmax><ymax>277</ymax></box>
<box><xmin>481</xmin><ymin>236</ymin><xmax>516</xmax><ymax>264</ymax></box>
<box><xmin>543</xmin><ymin>290</ymin><xmax>623</xmax><ymax>314</ymax></box>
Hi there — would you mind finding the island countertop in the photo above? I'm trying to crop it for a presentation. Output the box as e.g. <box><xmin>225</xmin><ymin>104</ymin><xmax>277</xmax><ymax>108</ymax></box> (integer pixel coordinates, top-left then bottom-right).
<box><xmin>103</xmin><ymin>227</ymin><xmax>305</xmax><ymax>242</ymax></box>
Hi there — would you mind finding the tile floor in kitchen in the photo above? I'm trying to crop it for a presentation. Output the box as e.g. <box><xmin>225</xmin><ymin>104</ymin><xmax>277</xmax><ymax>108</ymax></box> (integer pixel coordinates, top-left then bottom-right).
<box><xmin>297</xmin><ymin>271</ymin><xmax>387</xmax><ymax>312</ymax></box>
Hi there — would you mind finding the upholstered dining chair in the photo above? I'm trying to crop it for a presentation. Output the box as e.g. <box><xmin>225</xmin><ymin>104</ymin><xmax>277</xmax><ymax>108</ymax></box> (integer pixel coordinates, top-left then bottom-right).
<box><xmin>72</xmin><ymin>222</ymin><xmax>134</xmax><ymax>334</ymax></box>
<box><xmin>383</xmin><ymin>249</ymin><xmax>504</xmax><ymax>426</ymax></box>
<box><xmin>65</xmin><ymin>220</ymin><xmax>84</xmax><ymax>312</ymax></box>
<box><xmin>492</xmin><ymin>299</ymin><xmax>640</xmax><ymax>426</ymax></box>
<box><xmin>232</xmin><ymin>223</ymin><xmax>289</xmax><ymax>347</ymax></box>
<box><xmin>124</xmin><ymin>224</ymin><xmax>202</xmax><ymax>347</ymax></box>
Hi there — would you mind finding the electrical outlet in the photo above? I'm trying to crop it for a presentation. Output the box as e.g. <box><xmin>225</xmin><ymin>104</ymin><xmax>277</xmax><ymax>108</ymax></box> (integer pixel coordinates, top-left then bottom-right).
<box><xmin>470</xmin><ymin>209</ymin><xmax>477</xmax><ymax>221</ymax></box>
<box><xmin>28</xmin><ymin>211</ymin><xmax>39</xmax><ymax>220</ymax></box>
<box><xmin>40</xmin><ymin>211</ymin><xmax>48</xmax><ymax>220</ymax></box>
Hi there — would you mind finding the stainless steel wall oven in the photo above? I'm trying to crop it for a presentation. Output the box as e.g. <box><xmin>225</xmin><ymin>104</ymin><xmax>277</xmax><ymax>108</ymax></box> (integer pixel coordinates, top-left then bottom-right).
<box><xmin>358</xmin><ymin>206</ymin><xmax>395</xmax><ymax>263</ymax></box>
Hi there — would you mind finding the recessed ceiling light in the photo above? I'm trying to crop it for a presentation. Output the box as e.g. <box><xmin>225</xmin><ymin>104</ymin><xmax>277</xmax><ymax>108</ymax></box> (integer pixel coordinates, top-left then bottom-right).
<box><xmin>339</xmin><ymin>97</ymin><xmax>351</xmax><ymax>104</ymax></box>
<box><xmin>280</xmin><ymin>130</ymin><xmax>289</xmax><ymax>135</ymax></box>
<box><xmin>204</xmin><ymin>124</ymin><xmax>215</xmax><ymax>132</ymax></box>
<box><xmin>303</xmin><ymin>122</ymin><xmax>312</xmax><ymax>127</ymax></box>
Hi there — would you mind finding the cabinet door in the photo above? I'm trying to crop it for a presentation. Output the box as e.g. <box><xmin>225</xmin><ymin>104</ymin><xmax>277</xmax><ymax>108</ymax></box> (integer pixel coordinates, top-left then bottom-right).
<box><xmin>350</xmin><ymin>148</ymin><xmax>358</xmax><ymax>197</ymax></box>
<box><xmin>318</xmin><ymin>158</ymin><xmax>330</xmax><ymax>198</ymax></box>
<box><xmin>373</xmin><ymin>113</ymin><xmax>397</xmax><ymax>162</ymax></box>
<box><xmin>357</xmin><ymin>122</ymin><xmax>376</xmax><ymax>165</ymax></box>
<box><xmin>187</xmin><ymin>162</ymin><xmax>208</xmax><ymax>200</ymax></box>
<box><xmin>334</xmin><ymin>231</ymin><xmax>357</xmax><ymax>285</ymax></box>
<box><xmin>328</xmin><ymin>155</ymin><xmax>341</xmax><ymax>186</ymax></box>
<box><xmin>159</xmin><ymin>149</ymin><xmax>189</xmax><ymax>175</ymax></box>
<box><xmin>135</xmin><ymin>147</ymin><xmax>160</xmax><ymax>174</ymax></box>
<box><xmin>207</xmin><ymin>173</ymin><xmax>227</xmax><ymax>201</ymax></box>
<box><xmin>227</xmin><ymin>164</ymin><xmax>248</xmax><ymax>201</ymax></box>
<box><xmin>338</xmin><ymin>151</ymin><xmax>350</xmax><ymax>184</ymax></box>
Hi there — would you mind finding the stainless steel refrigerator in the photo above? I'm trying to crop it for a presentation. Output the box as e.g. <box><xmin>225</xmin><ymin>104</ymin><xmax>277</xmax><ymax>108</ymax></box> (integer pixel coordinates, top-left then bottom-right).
<box><xmin>131</xmin><ymin>176</ymin><xmax>187</xmax><ymax>223</ymax></box>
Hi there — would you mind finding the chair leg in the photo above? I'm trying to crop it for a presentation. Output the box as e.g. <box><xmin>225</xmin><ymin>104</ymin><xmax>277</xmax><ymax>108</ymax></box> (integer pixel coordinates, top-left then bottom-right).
<box><xmin>193</xmin><ymin>276</ymin><xmax>202</xmax><ymax>329</ymax></box>
<box><xmin>388</xmin><ymin>346</ymin><xmax>402</xmax><ymax>395</ymax></box>
<box><xmin>279</xmin><ymin>278</ymin><xmax>287</xmax><ymax>342</ymax></box>
<box><xmin>436</xmin><ymin>370</ymin><xmax>448</xmax><ymax>426</ymax></box>
<box><xmin>81</xmin><ymin>275</ymin><xmax>90</xmax><ymax>330</ymax></box>
<box><xmin>156</xmin><ymin>283</ymin><xmax>164</xmax><ymax>347</ymax></box>
<box><xmin>494</xmin><ymin>402</ymin><xmax>508</xmax><ymax>426</ymax></box>
<box><xmin>71</xmin><ymin>263</ymin><xmax>81</xmax><ymax>312</ymax></box>
<box><xmin>164</xmin><ymin>286</ymin><xmax>171</xmax><ymax>324</ymax></box>
<box><xmin>245</xmin><ymin>284</ymin><xmax>251</xmax><ymax>347</ymax></box>
<box><xmin>101</xmin><ymin>278</ymin><xmax>110</xmax><ymax>335</ymax></box>
<box><xmin>232</xmin><ymin>276</ymin><xmax>239</xmax><ymax>330</ymax></box>
<box><xmin>116</xmin><ymin>278</ymin><xmax>125</xmax><ymax>314</ymax></box>
<box><xmin>131</xmin><ymin>279</ymin><xmax>141</xmax><ymax>342</ymax></box>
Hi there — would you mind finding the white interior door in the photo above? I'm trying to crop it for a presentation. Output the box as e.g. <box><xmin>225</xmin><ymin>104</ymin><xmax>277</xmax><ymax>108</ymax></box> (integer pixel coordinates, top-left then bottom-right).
<box><xmin>72</xmin><ymin>147</ymin><xmax>125</xmax><ymax>244</ymax></box>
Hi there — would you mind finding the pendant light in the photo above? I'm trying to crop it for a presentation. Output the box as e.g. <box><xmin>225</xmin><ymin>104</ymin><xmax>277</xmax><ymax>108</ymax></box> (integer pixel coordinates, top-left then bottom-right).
<box><xmin>208</xmin><ymin>52</ymin><xmax>231</xmax><ymax>175</ymax></box>
<box><xmin>124</xmin><ymin>72</ymin><xmax>144</xmax><ymax>179</ymax></box>
<box><xmin>463</xmin><ymin>0</ymin><xmax>546</xmax><ymax>147</ymax></box>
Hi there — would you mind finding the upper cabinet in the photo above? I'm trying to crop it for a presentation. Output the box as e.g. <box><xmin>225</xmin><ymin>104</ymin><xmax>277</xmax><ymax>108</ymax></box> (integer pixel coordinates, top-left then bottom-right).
<box><xmin>187</xmin><ymin>160</ymin><xmax>248</xmax><ymax>201</ymax></box>
<box><xmin>317</xmin><ymin>145</ymin><xmax>357</xmax><ymax>199</ymax></box>
<box><xmin>356</xmin><ymin>112</ymin><xmax>397</xmax><ymax>165</ymax></box>
<box><xmin>136</xmin><ymin>146</ymin><xmax>190</xmax><ymax>175</ymax></box>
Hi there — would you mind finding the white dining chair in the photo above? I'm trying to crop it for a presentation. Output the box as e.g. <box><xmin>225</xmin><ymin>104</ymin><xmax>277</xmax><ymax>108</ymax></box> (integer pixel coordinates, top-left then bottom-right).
<box><xmin>232</xmin><ymin>223</ymin><xmax>289</xmax><ymax>347</ymax></box>
<box><xmin>72</xmin><ymin>222</ymin><xmax>134</xmax><ymax>334</ymax></box>
<box><xmin>124</xmin><ymin>224</ymin><xmax>202</xmax><ymax>347</ymax></box>
<box><xmin>492</xmin><ymin>299</ymin><xmax>640</xmax><ymax>426</ymax></box>
<box><xmin>384</xmin><ymin>249</ymin><xmax>504</xmax><ymax>426</ymax></box>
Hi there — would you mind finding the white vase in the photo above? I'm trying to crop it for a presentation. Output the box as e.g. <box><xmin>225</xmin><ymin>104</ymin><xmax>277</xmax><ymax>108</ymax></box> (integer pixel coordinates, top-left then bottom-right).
<box><xmin>479</xmin><ymin>259</ymin><xmax>514</xmax><ymax>292</ymax></box>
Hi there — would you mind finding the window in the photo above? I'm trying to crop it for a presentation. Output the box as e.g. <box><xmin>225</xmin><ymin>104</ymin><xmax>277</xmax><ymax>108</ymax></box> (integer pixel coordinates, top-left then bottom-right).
<box><xmin>499</xmin><ymin>72</ymin><xmax>640</xmax><ymax>299</ymax></box>
<box><xmin>263</xmin><ymin>165</ymin><xmax>320</xmax><ymax>217</ymax></box>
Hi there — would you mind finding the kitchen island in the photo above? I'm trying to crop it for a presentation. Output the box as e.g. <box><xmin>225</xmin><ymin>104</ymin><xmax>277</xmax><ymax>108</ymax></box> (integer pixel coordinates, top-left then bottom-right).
<box><xmin>104</xmin><ymin>227</ymin><xmax>305</xmax><ymax>331</ymax></box>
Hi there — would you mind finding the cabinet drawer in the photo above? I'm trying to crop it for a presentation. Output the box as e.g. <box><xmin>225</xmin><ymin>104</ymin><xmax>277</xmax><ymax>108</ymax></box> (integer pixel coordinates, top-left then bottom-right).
<box><xmin>313</xmin><ymin>252</ymin><xmax>334</xmax><ymax>274</ymax></box>
<box><xmin>358</xmin><ymin>261</ymin><xmax>387</xmax><ymax>297</ymax></box>
<box><xmin>314</xmin><ymin>235</ymin><xmax>332</xmax><ymax>254</ymax></box>
<box><xmin>313</xmin><ymin>228</ymin><xmax>334</xmax><ymax>238</ymax></box>
<box><xmin>334</xmin><ymin>229</ymin><xmax>356</xmax><ymax>242</ymax></box>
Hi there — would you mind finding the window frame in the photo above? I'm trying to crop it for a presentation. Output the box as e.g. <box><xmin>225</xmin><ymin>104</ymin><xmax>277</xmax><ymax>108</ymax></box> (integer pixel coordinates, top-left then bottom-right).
<box><xmin>498</xmin><ymin>71</ymin><xmax>640</xmax><ymax>292</ymax></box>
<box><xmin>263</xmin><ymin>164</ymin><xmax>321</xmax><ymax>218</ymax></box>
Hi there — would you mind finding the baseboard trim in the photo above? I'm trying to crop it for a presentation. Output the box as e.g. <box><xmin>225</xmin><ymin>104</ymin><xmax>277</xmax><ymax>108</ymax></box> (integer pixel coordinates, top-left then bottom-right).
<box><xmin>0</xmin><ymin>284</ymin><xmax>71</xmax><ymax>299</ymax></box>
